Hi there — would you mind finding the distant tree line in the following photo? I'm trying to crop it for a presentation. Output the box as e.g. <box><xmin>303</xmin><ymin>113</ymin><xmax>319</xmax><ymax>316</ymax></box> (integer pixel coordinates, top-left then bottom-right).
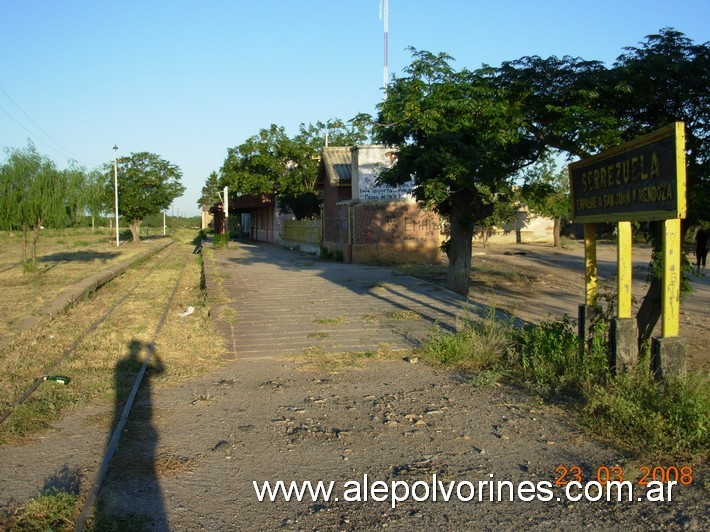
<box><xmin>0</xmin><ymin>143</ymin><xmax>185</xmax><ymax>270</ymax></box>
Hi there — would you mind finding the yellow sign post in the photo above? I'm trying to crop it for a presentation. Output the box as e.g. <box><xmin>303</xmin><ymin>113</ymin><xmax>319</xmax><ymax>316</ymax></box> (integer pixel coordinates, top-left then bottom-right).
<box><xmin>569</xmin><ymin>122</ymin><xmax>686</xmax><ymax>376</ymax></box>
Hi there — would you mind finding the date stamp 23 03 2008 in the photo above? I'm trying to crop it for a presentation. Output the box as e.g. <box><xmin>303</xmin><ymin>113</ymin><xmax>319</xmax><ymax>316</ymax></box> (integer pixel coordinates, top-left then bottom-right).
<box><xmin>555</xmin><ymin>465</ymin><xmax>695</xmax><ymax>487</ymax></box>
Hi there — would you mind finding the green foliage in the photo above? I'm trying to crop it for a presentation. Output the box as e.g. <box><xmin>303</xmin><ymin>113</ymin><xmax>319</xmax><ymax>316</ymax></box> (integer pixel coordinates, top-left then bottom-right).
<box><xmin>212</xmin><ymin>234</ymin><xmax>229</xmax><ymax>248</ymax></box>
<box><xmin>0</xmin><ymin>143</ymin><xmax>79</xmax><ymax>268</ymax></box>
<box><xmin>220</xmin><ymin>117</ymin><xmax>369</xmax><ymax>219</ymax></box>
<box><xmin>104</xmin><ymin>152</ymin><xmax>185</xmax><ymax>241</ymax></box>
<box><xmin>2</xmin><ymin>487</ymin><xmax>79</xmax><ymax>531</ymax></box>
<box><xmin>374</xmin><ymin>48</ymin><xmax>545</xmax><ymax>294</ymax></box>
<box><xmin>519</xmin><ymin>155</ymin><xmax>570</xmax><ymax>221</ymax></box>
<box><xmin>197</xmin><ymin>171</ymin><xmax>222</xmax><ymax>208</ymax></box>
<box><xmin>417</xmin><ymin>317</ymin><xmax>512</xmax><ymax>373</ymax></box>
<box><xmin>418</xmin><ymin>313</ymin><xmax>708</xmax><ymax>460</ymax></box>
<box><xmin>496</xmin><ymin>29</ymin><xmax>710</xmax><ymax>336</ymax></box>
<box><xmin>512</xmin><ymin>316</ymin><xmax>609</xmax><ymax>396</ymax></box>
<box><xmin>375</xmin><ymin>49</ymin><xmax>543</xmax><ymax>218</ymax></box>
<box><xmin>583</xmin><ymin>366</ymin><xmax>709</xmax><ymax>459</ymax></box>
<box><xmin>474</xmin><ymin>194</ymin><xmax>519</xmax><ymax>245</ymax></box>
<box><xmin>613</xmin><ymin>29</ymin><xmax>710</xmax><ymax>224</ymax></box>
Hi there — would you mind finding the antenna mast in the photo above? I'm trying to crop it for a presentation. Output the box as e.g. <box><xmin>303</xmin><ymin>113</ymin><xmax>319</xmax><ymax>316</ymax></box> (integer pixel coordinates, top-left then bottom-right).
<box><xmin>383</xmin><ymin>0</ymin><xmax>389</xmax><ymax>95</ymax></box>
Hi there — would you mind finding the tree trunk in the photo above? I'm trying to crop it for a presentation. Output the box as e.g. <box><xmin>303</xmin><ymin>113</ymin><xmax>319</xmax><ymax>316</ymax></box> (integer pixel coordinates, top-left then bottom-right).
<box><xmin>637</xmin><ymin>274</ymin><xmax>662</xmax><ymax>346</ymax></box>
<box><xmin>31</xmin><ymin>221</ymin><xmax>42</xmax><ymax>269</ymax></box>
<box><xmin>553</xmin><ymin>218</ymin><xmax>561</xmax><ymax>247</ymax></box>
<box><xmin>445</xmin><ymin>192</ymin><xmax>477</xmax><ymax>297</ymax></box>
<box><xmin>21</xmin><ymin>223</ymin><xmax>28</xmax><ymax>266</ymax></box>
<box><xmin>130</xmin><ymin>220</ymin><xmax>142</xmax><ymax>243</ymax></box>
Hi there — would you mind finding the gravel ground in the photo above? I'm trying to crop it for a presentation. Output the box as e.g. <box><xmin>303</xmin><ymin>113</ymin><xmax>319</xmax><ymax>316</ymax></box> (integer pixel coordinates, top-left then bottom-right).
<box><xmin>0</xmin><ymin>241</ymin><xmax>706</xmax><ymax>530</ymax></box>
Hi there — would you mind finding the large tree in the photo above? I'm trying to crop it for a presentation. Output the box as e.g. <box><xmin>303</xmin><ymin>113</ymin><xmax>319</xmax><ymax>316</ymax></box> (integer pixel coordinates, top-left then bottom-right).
<box><xmin>612</xmin><ymin>29</ymin><xmax>710</xmax><ymax>342</ymax></box>
<box><xmin>220</xmin><ymin>117</ymin><xmax>370</xmax><ymax>219</ymax></box>
<box><xmin>0</xmin><ymin>143</ymin><xmax>72</xmax><ymax>270</ymax></box>
<box><xmin>497</xmin><ymin>29</ymin><xmax>710</xmax><ymax>342</ymax></box>
<box><xmin>374</xmin><ymin>49</ymin><xmax>544</xmax><ymax>295</ymax></box>
<box><xmin>197</xmin><ymin>171</ymin><xmax>222</xmax><ymax>209</ymax></box>
<box><xmin>105</xmin><ymin>152</ymin><xmax>185</xmax><ymax>242</ymax></box>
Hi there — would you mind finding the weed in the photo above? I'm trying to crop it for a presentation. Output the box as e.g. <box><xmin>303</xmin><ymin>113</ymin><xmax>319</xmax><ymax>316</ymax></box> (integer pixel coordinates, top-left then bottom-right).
<box><xmin>469</xmin><ymin>368</ymin><xmax>508</xmax><ymax>387</ymax></box>
<box><xmin>363</xmin><ymin>310</ymin><xmax>421</xmax><ymax>322</ymax></box>
<box><xmin>297</xmin><ymin>347</ymin><xmax>400</xmax><ymax>373</ymax></box>
<box><xmin>2</xmin><ymin>487</ymin><xmax>80</xmax><ymax>531</ymax></box>
<box><xmin>212</xmin><ymin>234</ymin><xmax>229</xmax><ymax>249</ymax></box>
<box><xmin>417</xmin><ymin>312</ymin><xmax>709</xmax><ymax>461</ymax></box>
<box><xmin>191</xmin><ymin>390</ymin><xmax>213</xmax><ymax>403</ymax></box>
<box><xmin>511</xmin><ymin>315</ymin><xmax>609</xmax><ymax>397</ymax></box>
<box><xmin>417</xmin><ymin>317</ymin><xmax>511</xmax><ymax>373</ymax></box>
<box><xmin>307</xmin><ymin>332</ymin><xmax>330</xmax><ymax>339</ymax></box>
<box><xmin>582</xmin><ymin>365</ymin><xmax>709</xmax><ymax>461</ymax></box>
<box><xmin>314</xmin><ymin>316</ymin><xmax>347</xmax><ymax>325</ymax></box>
<box><xmin>155</xmin><ymin>453</ymin><xmax>196</xmax><ymax>476</ymax></box>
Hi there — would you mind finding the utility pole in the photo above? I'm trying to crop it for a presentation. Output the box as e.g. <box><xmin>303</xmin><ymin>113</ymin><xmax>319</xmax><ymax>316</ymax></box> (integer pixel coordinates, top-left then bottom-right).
<box><xmin>381</xmin><ymin>0</ymin><xmax>389</xmax><ymax>96</ymax></box>
<box><xmin>223</xmin><ymin>186</ymin><xmax>229</xmax><ymax>235</ymax></box>
<box><xmin>113</xmin><ymin>145</ymin><xmax>119</xmax><ymax>247</ymax></box>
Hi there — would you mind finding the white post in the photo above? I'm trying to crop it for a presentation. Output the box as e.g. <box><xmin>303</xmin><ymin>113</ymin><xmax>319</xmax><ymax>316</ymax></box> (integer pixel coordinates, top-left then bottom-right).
<box><xmin>113</xmin><ymin>145</ymin><xmax>119</xmax><ymax>247</ymax></box>
<box><xmin>223</xmin><ymin>186</ymin><xmax>228</xmax><ymax>235</ymax></box>
<box><xmin>163</xmin><ymin>210</ymin><xmax>166</xmax><ymax>236</ymax></box>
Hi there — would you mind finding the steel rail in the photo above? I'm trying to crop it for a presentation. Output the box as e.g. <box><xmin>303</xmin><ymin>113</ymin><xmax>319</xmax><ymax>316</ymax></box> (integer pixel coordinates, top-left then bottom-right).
<box><xmin>0</xmin><ymin>244</ymin><xmax>178</xmax><ymax>426</ymax></box>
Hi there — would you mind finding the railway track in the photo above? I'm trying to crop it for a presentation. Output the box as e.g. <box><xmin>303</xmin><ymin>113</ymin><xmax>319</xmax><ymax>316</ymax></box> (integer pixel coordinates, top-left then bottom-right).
<box><xmin>0</xmin><ymin>242</ymin><xmax>197</xmax><ymax>529</ymax></box>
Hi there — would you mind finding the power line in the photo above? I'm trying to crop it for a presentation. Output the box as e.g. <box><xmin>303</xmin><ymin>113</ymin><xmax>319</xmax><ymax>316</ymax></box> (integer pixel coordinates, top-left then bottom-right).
<box><xmin>0</xmin><ymin>85</ymin><xmax>92</xmax><ymax>167</ymax></box>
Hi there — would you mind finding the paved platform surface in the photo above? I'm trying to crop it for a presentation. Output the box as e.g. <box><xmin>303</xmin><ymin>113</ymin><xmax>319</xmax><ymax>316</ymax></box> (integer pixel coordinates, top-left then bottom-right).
<box><xmin>204</xmin><ymin>242</ymin><xmax>478</xmax><ymax>359</ymax></box>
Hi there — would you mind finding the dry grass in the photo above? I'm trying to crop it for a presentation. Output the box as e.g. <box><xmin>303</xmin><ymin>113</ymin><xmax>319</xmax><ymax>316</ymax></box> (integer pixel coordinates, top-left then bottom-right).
<box><xmin>0</xmin><ymin>228</ymin><xmax>168</xmax><ymax>340</ymax></box>
<box><xmin>154</xmin><ymin>453</ymin><xmax>198</xmax><ymax>476</ymax></box>
<box><xmin>362</xmin><ymin>310</ymin><xmax>422</xmax><ymax>322</ymax></box>
<box><xmin>295</xmin><ymin>346</ymin><xmax>406</xmax><ymax>373</ymax></box>
<box><xmin>0</xmin><ymin>234</ymin><xmax>225</xmax><ymax>441</ymax></box>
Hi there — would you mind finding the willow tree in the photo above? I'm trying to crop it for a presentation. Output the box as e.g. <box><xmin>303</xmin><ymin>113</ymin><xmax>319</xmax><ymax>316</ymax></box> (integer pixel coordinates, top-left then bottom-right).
<box><xmin>0</xmin><ymin>144</ymin><xmax>71</xmax><ymax>270</ymax></box>
<box><xmin>375</xmin><ymin>49</ymin><xmax>544</xmax><ymax>296</ymax></box>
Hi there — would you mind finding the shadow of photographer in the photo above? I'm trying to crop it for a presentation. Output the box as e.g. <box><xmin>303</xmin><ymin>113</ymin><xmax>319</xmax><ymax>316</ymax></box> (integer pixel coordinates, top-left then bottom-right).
<box><xmin>79</xmin><ymin>339</ymin><xmax>167</xmax><ymax>530</ymax></box>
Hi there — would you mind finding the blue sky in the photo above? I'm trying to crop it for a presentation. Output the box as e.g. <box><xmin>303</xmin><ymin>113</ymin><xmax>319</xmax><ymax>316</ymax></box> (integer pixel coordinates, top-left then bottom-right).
<box><xmin>1</xmin><ymin>1</ymin><xmax>708</xmax><ymax>217</ymax></box>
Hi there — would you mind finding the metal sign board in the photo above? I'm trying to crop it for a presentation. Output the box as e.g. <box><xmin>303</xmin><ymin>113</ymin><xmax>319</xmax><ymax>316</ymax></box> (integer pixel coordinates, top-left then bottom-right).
<box><xmin>569</xmin><ymin>122</ymin><xmax>686</xmax><ymax>223</ymax></box>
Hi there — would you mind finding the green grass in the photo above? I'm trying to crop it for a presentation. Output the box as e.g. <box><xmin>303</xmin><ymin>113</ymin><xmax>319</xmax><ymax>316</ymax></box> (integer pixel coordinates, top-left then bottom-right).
<box><xmin>0</xmin><ymin>487</ymin><xmax>80</xmax><ymax>531</ymax></box>
<box><xmin>582</xmin><ymin>367</ymin><xmax>709</xmax><ymax>460</ymax></box>
<box><xmin>416</xmin><ymin>313</ymin><xmax>709</xmax><ymax>462</ymax></box>
<box><xmin>418</xmin><ymin>318</ymin><xmax>511</xmax><ymax>373</ymax></box>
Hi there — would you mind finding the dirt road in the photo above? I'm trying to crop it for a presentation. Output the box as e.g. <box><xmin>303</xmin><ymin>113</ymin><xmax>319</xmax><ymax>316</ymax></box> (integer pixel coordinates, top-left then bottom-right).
<box><xmin>462</xmin><ymin>241</ymin><xmax>709</xmax><ymax>372</ymax></box>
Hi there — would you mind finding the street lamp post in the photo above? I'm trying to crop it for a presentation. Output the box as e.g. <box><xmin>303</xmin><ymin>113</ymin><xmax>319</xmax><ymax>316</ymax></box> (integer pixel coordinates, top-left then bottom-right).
<box><xmin>113</xmin><ymin>145</ymin><xmax>119</xmax><ymax>247</ymax></box>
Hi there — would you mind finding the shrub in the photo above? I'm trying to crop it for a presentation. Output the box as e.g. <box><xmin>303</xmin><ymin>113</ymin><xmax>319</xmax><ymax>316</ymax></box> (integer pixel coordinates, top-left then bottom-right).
<box><xmin>512</xmin><ymin>315</ymin><xmax>609</xmax><ymax>396</ymax></box>
<box><xmin>583</xmin><ymin>365</ymin><xmax>709</xmax><ymax>460</ymax></box>
<box><xmin>418</xmin><ymin>316</ymin><xmax>512</xmax><ymax>373</ymax></box>
<box><xmin>212</xmin><ymin>234</ymin><xmax>229</xmax><ymax>249</ymax></box>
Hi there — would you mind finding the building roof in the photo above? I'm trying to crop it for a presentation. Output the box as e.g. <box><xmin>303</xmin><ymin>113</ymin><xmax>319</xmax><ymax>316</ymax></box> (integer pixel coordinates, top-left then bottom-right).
<box><xmin>317</xmin><ymin>147</ymin><xmax>352</xmax><ymax>187</ymax></box>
